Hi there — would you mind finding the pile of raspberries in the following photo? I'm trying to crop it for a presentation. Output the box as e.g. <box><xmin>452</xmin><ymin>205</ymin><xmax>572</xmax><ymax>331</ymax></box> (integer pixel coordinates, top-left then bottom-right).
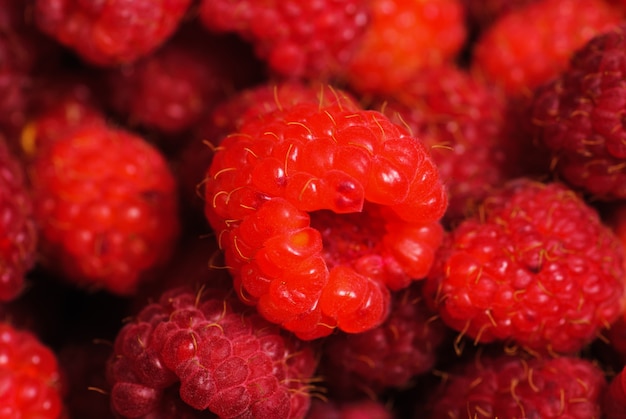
<box><xmin>4</xmin><ymin>0</ymin><xmax>626</xmax><ymax>418</ymax></box>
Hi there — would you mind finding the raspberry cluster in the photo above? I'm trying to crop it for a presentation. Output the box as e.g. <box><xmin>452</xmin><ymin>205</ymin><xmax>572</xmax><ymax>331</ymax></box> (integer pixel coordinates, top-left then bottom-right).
<box><xmin>2</xmin><ymin>0</ymin><xmax>626</xmax><ymax>417</ymax></box>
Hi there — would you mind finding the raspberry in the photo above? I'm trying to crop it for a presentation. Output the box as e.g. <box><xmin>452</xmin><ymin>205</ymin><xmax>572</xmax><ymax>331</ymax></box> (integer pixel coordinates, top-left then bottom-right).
<box><xmin>346</xmin><ymin>0</ymin><xmax>467</xmax><ymax>96</ymax></box>
<box><xmin>204</xmin><ymin>91</ymin><xmax>447</xmax><ymax>339</ymax></box>
<box><xmin>471</xmin><ymin>0</ymin><xmax>622</xmax><ymax>96</ymax></box>
<box><xmin>107</xmin><ymin>285</ymin><xmax>318</xmax><ymax>418</ymax></box>
<box><xmin>28</xmin><ymin>123</ymin><xmax>180</xmax><ymax>295</ymax></box>
<box><xmin>0</xmin><ymin>138</ymin><xmax>36</xmax><ymax>301</ymax></box>
<box><xmin>424</xmin><ymin>179</ymin><xmax>625</xmax><ymax>354</ymax></box>
<box><xmin>103</xmin><ymin>23</ymin><xmax>264</xmax><ymax>137</ymax></box>
<box><xmin>0</xmin><ymin>322</ymin><xmax>64</xmax><ymax>418</ymax></box>
<box><xmin>373</xmin><ymin>64</ymin><xmax>510</xmax><ymax>223</ymax></box>
<box><xmin>318</xmin><ymin>282</ymin><xmax>448</xmax><ymax>398</ymax></box>
<box><xmin>34</xmin><ymin>0</ymin><xmax>193</xmax><ymax>66</ymax></box>
<box><xmin>532</xmin><ymin>24</ymin><xmax>626</xmax><ymax>200</ymax></box>
<box><xmin>198</xmin><ymin>0</ymin><xmax>369</xmax><ymax>80</ymax></box>
<box><xmin>424</xmin><ymin>351</ymin><xmax>607</xmax><ymax>418</ymax></box>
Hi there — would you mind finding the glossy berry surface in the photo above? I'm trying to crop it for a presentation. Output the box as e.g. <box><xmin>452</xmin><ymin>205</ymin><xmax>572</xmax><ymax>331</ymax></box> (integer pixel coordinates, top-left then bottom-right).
<box><xmin>204</xmin><ymin>91</ymin><xmax>447</xmax><ymax>339</ymax></box>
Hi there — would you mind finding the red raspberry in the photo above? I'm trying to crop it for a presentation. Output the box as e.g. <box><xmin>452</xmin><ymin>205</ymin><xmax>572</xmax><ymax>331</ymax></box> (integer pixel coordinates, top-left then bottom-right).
<box><xmin>532</xmin><ymin>24</ymin><xmax>626</xmax><ymax>200</ymax></box>
<box><xmin>198</xmin><ymin>0</ymin><xmax>369</xmax><ymax>80</ymax></box>
<box><xmin>0</xmin><ymin>322</ymin><xmax>64</xmax><ymax>418</ymax></box>
<box><xmin>28</xmin><ymin>123</ymin><xmax>180</xmax><ymax>295</ymax></box>
<box><xmin>471</xmin><ymin>0</ymin><xmax>622</xmax><ymax>96</ymax></box>
<box><xmin>204</xmin><ymin>91</ymin><xmax>447</xmax><ymax>339</ymax></box>
<box><xmin>0</xmin><ymin>139</ymin><xmax>36</xmax><ymax>301</ymax></box>
<box><xmin>424</xmin><ymin>179</ymin><xmax>625</xmax><ymax>354</ymax></box>
<box><xmin>103</xmin><ymin>24</ymin><xmax>264</xmax><ymax>137</ymax></box>
<box><xmin>373</xmin><ymin>64</ymin><xmax>510</xmax><ymax>223</ymax></box>
<box><xmin>107</xmin><ymin>285</ymin><xmax>317</xmax><ymax>418</ymax></box>
<box><xmin>423</xmin><ymin>352</ymin><xmax>606</xmax><ymax>418</ymax></box>
<box><xmin>318</xmin><ymin>282</ymin><xmax>448</xmax><ymax>398</ymax></box>
<box><xmin>346</xmin><ymin>0</ymin><xmax>467</xmax><ymax>96</ymax></box>
<box><xmin>33</xmin><ymin>0</ymin><xmax>192</xmax><ymax>66</ymax></box>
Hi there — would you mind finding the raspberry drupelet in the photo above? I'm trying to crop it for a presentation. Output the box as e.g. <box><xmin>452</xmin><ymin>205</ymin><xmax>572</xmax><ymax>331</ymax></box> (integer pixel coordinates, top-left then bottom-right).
<box><xmin>107</xmin><ymin>285</ymin><xmax>318</xmax><ymax>419</ymax></box>
<box><xmin>424</xmin><ymin>179</ymin><xmax>626</xmax><ymax>355</ymax></box>
<box><xmin>204</xmin><ymin>87</ymin><xmax>447</xmax><ymax>340</ymax></box>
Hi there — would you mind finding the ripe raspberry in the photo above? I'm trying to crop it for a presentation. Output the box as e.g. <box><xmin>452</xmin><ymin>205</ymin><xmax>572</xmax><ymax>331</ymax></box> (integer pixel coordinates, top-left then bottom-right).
<box><xmin>0</xmin><ymin>322</ymin><xmax>64</xmax><ymax>418</ymax></box>
<box><xmin>373</xmin><ymin>64</ymin><xmax>510</xmax><ymax>223</ymax></box>
<box><xmin>103</xmin><ymin>24</ymin><xmax>264</xmax><ymax>137</ymax></box>
<box><xmin>28</xmin><ymin>123</ymin><xmax>180</xmax><ymax>295</ymax></box>
<box><xmin>424</xmin><ymin>352</ymin><xmax>606</xmax><ymax>418</ymax></box>
<box><xmin>346</xmin><ymin>0</ymin><xmax>467</xmax><ymax>96</ymax></box>
<box><xmin>33</xmin><ymin>0</ymin><xmax>192</xmax><ymax>66</ymax></box>
<box><xmin>107</xmin><ymin>285</ymin><xmax>318</xmax><ymax>418</ymax></box>
<box><xmin>424</xmin><ymin>179</ymin><xmax>625</xmax><ymax>354</ymax></box>
<box><xmin>0</xmin><ymin>139</ymin><xmax>36</xmax><ymax>301</ymax></box>
<box><xmin>318</xmin><ymin>282</ymin><xmax>448</xmax><ymax>398</ymax></box>
<box><xmin>532</xmin><ymin>24</ymin><xmax>626</xmax><ymax>200</ymax></box>
<box><xmin>198</xmin><ymin>0</ymin><xmax>369</xmax><ymax>80</ymax></box>
<box><xmin>471</xmin><ymin>0</ymin><xmax>622</xmax><ymax>96</ymax></box>
<box><xmin>204</xmin><ymin>91</ymin><xmax>447</xmax><ymax>339</ymax></box>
